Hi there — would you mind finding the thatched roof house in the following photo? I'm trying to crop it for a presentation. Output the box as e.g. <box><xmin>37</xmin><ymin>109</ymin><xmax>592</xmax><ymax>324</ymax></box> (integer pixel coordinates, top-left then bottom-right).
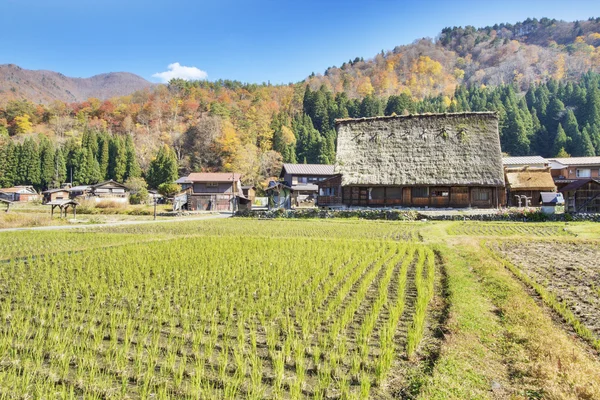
<box><xmin>504</xmin><ymin>166</ymin><xmax>556</xmax><ymax>207</ymax></box>
<box><xmin>324</xmin><ymin>112</ymin><xmax>505</xmax><ymax>208</ymax></box>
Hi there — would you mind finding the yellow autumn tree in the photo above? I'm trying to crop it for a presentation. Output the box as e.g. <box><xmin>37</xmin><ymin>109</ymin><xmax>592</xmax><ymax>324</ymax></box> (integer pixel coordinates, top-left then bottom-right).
<box><xmin>13</xmin><ymin>114</ymin><xmax>33</xmax><ymax>134</ymax></box>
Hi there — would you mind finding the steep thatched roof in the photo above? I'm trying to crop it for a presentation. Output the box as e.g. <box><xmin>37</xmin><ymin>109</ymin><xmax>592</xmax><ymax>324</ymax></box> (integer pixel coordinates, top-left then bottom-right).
<box><xmin>334</xmin><ymin>113</ymin><xmax>504</xmax><ymax>187</ymax></box>
<box><xmin>505</xmin><ymin>167</ymin><xmax>556</xmax><ymax>191</ymax></box>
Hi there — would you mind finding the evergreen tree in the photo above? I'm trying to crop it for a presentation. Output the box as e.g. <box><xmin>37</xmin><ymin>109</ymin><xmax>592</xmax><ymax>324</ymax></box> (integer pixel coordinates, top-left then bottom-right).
<box><xmin>124</xmin><ymin>135</ymin><xmax>141</xmax><ymax>180</ymax></box>
<box><xmin>87</xmin><ymin>148</ymin><xmax>102</xmax><ymax>184</ymax></box>
<box><xmin>19</xmin><ymin>138</ymin><xmax>41</xmax><ymax>187</ymax></box>
<box><xmin>581</xmin><ymin>127</ymin><xmax>596</xmax><ymax>156</ymax></box>
<box><xmin>97</xmin><ymin>134</ymin><xmax>110</xmax><ymax>180</ymax></box>
<box><xmin>553</xmin><ymin>123</ymin><xmax>568</xmax><ymax>156</ymax></box>
<box><xmin>359</xmin><ymin>95</ymin><xmax>382</xmax><ymax>117</ymax></box>
<box><xmin>53</xmin><ymin>147</ymin><xmax>67</xmax><ymax>187</ymax></box>
<box><xmin>384</xmin><ymin>94</ymin><xmax>414</xmax><ymax>115</ymax></box>
<box><xmin>563</xmin><ymin>110</ymin><xmax>582</xmax><ymax>156</ymax></box>
<box><xmin>108</xmin><ymin>137</ymin><xmax>127</xmax><ymax>182</ymax></box>
<box><xmin>502</xmin><ymin>105</ymin><xmax>530</xmax><ymax>156</ymax></box>
<box><xmin>73</xmin><ymin>148</ymin><xmax>89</xmax><ymax>185</ymax></box>
<box><xmin>39</xmin><ymin>136</ymin><xmax>55</xmax><ymax>189</ymax></box>
<box><xmin>146</xmin><ymin>145</ymin><xmax>179</xmax><ymax>189</ymax></box>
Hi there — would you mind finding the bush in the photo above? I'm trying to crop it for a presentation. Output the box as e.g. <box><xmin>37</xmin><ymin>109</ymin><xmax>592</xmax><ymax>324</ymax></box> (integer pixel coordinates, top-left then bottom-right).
<box><xmin>158</xmin><ymin>183</ymin><xmax>181</xmax><ymax>198</ymax></box>
<box><xmin>95</xmin><ymin>200</ymin><xmax>127</xmax><ymax>209</ymax></box>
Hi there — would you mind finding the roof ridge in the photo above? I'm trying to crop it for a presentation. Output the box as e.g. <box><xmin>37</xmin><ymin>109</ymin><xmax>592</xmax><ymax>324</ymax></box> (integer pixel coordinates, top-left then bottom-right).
<box><xmin>335</xmin><ymin>111</ymin><xmax>497</xmax><ymax>125</ymax></box>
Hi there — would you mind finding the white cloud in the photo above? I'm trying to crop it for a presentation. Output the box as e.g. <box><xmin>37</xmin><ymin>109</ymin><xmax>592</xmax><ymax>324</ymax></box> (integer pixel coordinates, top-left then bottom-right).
<box><xmin>152</xmin><ymin>62</ymin><xmax>208</xmax><ymax>82</ymax></box>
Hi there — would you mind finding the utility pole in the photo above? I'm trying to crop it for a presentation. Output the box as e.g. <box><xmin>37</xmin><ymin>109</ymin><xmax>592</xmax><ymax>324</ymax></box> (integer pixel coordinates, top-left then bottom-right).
<box><xmin>153</xmin><ymin>193</ymin><xmax>157</xmax><ymax>221</ymax></box>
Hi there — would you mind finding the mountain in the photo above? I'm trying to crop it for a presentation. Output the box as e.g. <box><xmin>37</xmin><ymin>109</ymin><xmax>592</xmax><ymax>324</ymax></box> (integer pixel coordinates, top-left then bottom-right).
<box><xmin>0</xmin><ymin>64</ymin><xmax>153</xmax><ymax>104</ymax></box>
<box><xmin>306</xmin><ymin>17</ymin><xmax>600</xmax><ymax>99</ymax></box>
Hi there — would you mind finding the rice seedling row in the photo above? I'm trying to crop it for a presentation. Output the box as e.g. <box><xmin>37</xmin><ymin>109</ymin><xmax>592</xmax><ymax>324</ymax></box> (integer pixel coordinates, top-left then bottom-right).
<box><xmin>447</xmin><ymin>222</ymin><xmax>570</xmax><ymax>237</ymax></box>
<box><xmin>0</xmin><ymin>221</ymin><xmax>435</xmax><ymax>398</ymax></box>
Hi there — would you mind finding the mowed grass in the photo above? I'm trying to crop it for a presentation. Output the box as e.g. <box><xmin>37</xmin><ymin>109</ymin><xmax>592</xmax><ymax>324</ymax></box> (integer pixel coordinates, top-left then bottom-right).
<box><xmin>0</xmin><ymin>219</ymin><xmax>433</xmax><ymax>399</ymax></box>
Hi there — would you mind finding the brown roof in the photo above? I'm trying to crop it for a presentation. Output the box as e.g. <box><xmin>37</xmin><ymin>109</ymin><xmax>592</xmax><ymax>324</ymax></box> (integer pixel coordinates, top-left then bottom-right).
<box><xmin>185</xmin><ymin>172</ymin><xmax>241</xmax><ymax>182</ymax></box>
<box><xmin>334</xmin><ymin>112</ymin><xmax>504</xmax><ymax>187</ymax></box>
<box><xmin>505</xmin><ymin>167</ymin><xmax>556</xmax><ymax>191</ymax></box>
<box><xmin>559</xmin><ymin>178</ymin><xmax>600</xmax><ymax>192</ymax></box>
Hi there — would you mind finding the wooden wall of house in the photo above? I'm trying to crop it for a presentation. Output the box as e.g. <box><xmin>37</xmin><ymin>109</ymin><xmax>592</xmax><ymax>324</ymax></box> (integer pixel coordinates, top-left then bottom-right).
<box><xmin>317</xmin><ymin>175</ymin><xmax>342</xmax><ymax>206</ymax></box>
<box><xmin>192</xmin><ymin>182</ymin><xmax>233</xmax><ymax>194</ymax></box>
<box><xmin>339</xmin><ymin>185</ymin><xmax>500</xmax><ymax>208</ymax></box>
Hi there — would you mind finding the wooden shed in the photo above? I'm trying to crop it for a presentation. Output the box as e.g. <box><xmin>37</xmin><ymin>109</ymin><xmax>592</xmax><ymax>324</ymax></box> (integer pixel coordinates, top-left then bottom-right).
<box><xmin>42</xmin><ymin>188</ymin><xmax>71</xmax><ymax>204</ymax></box>
<box><xmin>504</xmin><ymin>166</ymin><xmax>556</xmax><ymax>207</ymax></box>
<box><xmin>323</xmin><ymin>112</ymin><xmax>505</xmax><ymax>208</ymax></box>
<box><xmin>560</xmin><ymin>178</ymin><xmax>600</xmax><ymax>213</ymax></box>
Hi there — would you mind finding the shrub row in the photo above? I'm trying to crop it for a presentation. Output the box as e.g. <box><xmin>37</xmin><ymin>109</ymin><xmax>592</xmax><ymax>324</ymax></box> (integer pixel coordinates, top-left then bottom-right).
<box><xmin>236</xmin><ymin>208</ymin><xmax>600</xmax><ymax>222</ymax></box>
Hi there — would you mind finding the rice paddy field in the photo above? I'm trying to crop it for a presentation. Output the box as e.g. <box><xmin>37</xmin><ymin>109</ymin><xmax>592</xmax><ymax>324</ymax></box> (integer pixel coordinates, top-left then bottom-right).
<box><xmin>1</xmin><ymin>218</ymin><xmax>600</xmax><ymax>399</ymax></box>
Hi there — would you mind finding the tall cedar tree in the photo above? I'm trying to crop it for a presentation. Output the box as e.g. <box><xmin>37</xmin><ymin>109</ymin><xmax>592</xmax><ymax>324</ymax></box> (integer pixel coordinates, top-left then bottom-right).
<box><xmin>146</xmin><ymin>145</ymin><xmax>179</xmax><ymax>189</ymax></box>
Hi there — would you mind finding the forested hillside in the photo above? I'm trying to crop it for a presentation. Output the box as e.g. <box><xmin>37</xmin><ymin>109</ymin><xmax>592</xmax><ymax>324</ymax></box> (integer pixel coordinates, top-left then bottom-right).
<box><xmin>1</xmin><ymin>17</ymin><xmax>600</xmax><ymax>192</ymax></box>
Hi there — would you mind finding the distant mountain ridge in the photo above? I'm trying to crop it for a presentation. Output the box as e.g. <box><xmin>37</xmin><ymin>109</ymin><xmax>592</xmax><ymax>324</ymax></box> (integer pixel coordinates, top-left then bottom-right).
<box><xmin>0</xmin><ymin>64</ymin><xmax>153</xmax><ymax>104</ymax></box>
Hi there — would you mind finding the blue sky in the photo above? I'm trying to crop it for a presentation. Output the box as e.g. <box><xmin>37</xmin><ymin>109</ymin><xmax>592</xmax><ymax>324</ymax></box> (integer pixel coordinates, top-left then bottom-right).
<box><xmin>2</xmin><ymin>0</ymin><xmax>600</xmax><ymax>84</ymax></box>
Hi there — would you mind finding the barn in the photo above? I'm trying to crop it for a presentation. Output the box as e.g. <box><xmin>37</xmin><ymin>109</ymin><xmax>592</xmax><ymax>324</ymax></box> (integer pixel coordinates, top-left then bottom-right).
<box><xmin>318</xmin><ymin>112</ymin><xmax>505</xmax><ymax>208</ymax></box>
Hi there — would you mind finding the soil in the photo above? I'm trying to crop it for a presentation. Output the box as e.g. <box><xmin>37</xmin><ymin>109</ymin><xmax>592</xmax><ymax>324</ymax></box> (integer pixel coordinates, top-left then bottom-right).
<box><xmin>493</xmin><ymin>240</ymin><xmax>600</xmax><ymax>340</ymax></box>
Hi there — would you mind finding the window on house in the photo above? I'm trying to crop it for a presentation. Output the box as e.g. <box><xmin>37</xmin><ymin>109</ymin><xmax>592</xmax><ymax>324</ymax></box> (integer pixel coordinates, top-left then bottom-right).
<box><xmin>472</xmin><ymin>189</ymin><xmax>490</xmax><ymax>201</ymax></box>
<box><xmin>576</xmin><ymin>168</ymin><xmax>591</xmax><ymax>178</ymax></box>
<box><xmin>206</xmin><ymin>182</ymin><xmax>219</xmax><ymax>187</ymax></box>
<box><xmin>431</xmin><ymin>190</ymin><xmax>449</xmax><ymax>197</ymax></box>
<box><xmin>412</xmin><ymin>187</ymin><xmax>429</xmax><ymax>198</ymax></box>
<box><xmin>292</xmin><ymin>176</ymin><xmax>298</xmax><ymax>185</ymax></box>
<box><xmin>299</xmin><ymin>177</ymin><xmax>308</xmax><ymax>184</ymax></box>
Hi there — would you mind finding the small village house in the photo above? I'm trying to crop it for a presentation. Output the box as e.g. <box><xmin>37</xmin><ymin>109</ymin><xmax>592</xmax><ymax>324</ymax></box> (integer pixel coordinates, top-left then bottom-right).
<box><xmin>318</xmin><ymin>112</ymin><xmax>505</xmax><ymax>208</ymax></box>
<box><xmin>67</xmin><ymin>185</ymin><xmax>91</xmax><ymax>199</ymax></box>
<box><xmin>279</xmin><ymin>164</ymin><xmax>335</xmax><ymax>207</ymax></box>
<box><xmin>502</xmin><ymin>156</ymin><xmax>549</xmax><ymax>169</ymax></box>
<box><xmin>89</xmin><ymin>180</ymin><xmax>129</xmax><ymax>203</ymax></box>
<box><xmin>42</xmin><ymin>188</ymin><xmax>71</xmax><ymax>204</ymax></box>
<box><xmin>549</xmin><ymin>157</ymin><xmax>600</xmax><ymax>189</ymax></box>
<box><xmin>0</xmin><ymin>186</ymin><xmax>40</xmax><ymax>202</ymax></box>
<box><xmin>174</xmin><ymin>172</ymin><xmax>246</xmax><ymax>211</ymax></box>
<box><xmin>504</xmin><ymin>166</ymin><xmax>556</xmax><ymax>207</ymax></box>
<box><xmin>265</xmin><ymin>181</ymin><xmax>293</xmax><ymax>209</ymax></box>
<box><xmin>559</xmin><ymin>179</ymin><xmax>600</xmax><ymax>213</ymax></box>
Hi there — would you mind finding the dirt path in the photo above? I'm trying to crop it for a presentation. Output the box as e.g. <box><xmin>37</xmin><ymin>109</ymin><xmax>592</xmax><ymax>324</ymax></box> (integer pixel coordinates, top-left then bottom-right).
<box><xmin>0</xmin><ymin>213</ymin><xmax>231</xmax><ymax>233</ymax></box>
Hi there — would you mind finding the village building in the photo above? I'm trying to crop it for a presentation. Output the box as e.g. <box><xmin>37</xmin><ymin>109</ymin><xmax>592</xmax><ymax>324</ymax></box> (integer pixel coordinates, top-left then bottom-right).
<box><xmin>502</xmin><ymin>156</ymin><xmax>549</xmax><ymax>168</ymax></box>
<box><xmin>539</xmin><ymin>192</ymin><xmax>565</xmax><ymax>215</ymax></box>
<box><xmin>548</xmin><ymin>157</ymin><xmax>600</xmax><ymax>188</ymax></box>
<box><xmin>318</xmin><ymin>112</ymin><xmax>505</xmax><ymax>209</ymax></box>
<box><xmin>174</xmin><ymin>172</ymin><xmax>246</xmax><ymax>211</ymax></box>
<box><xmin>67</xmin><ymin>185</ymin><xmax>91</xmax><ymax>199</ymax></box>
<box><xmin>265</xmin><ymin>181</ymin><xmax>293</xmax><ymax>209</ymax></box>
<box><xmin>42</xmin><ymin>188</ymin><xmax>71</xmax><ymax>204</ymax></box>
<box><xmin>504</xmin><ymin>167</ymin><xmax>556</xmax><ymax>207</ymax></box>
<box><xmin>0</xmin><ymin>186</ymin><xmax>40</xmax><ymax>202</ymax></box>
<box><xmin>559</xmin><ymin>178</ymin><xmax>600</xmax><ymax>213</ymax></box>
<box><xmin>279</xmin><ymin>164</ymin><xmax>335</xmax><ymax>207</ymax></box>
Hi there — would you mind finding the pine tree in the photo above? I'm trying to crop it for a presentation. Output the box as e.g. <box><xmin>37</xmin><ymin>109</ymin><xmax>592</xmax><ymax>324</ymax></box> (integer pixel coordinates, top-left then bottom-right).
<box><xmin>109</xmin><ymin>137</ymin><xmax>127</xmax><ymax>182</ymax></box>
<box><xmin>124</xmin><ymin>135</ymin><xmax>141</xmax><ymax>180</ymax></box>
<box><xmin>503</xmin><ymin>105</ymin><xmax>530</xmax><ymax>156</ymax></box>
<box><xmin>39</xmin><ymin>137</ymin><xmax>55</xmax><ymax>189</ymax></box>
<box><xmin>87</xmin><ymin>149</ymin><xmax>102</xmax><ymax>184</ymax></box>
<box><xmin>53</xmin><ymin>148</ymin><xmax>67</xmax><ymax>187</ymax></box>
<box><xmin>581</xmin><ymin>127</ymin><xmax>596</xmax><ymax>156</ymax></box>
<box><xmin>19</xmin><ymin>138</ymin><xmax>41</xmax><ymax>187</ymax></box>
<box><xmin>553</xmin><ymin>123</ymin><xmax>568</xmax><ymax>156</ymax></box>
<box><xmin>146</xmin><ymin>145</ymin><xmax>179</xmax><ymax>189</ymax></box>
<box><xmin>73</xmin><ymin>148</ymin><xmax>89</xmax><ymax>185</ymax></box>
<box><xmin>563</xmin><ymin>110</ymin><xmax>582</xmax><ymax>156</ymax></box>
<box><xmin>97</xmin><ymin>134</ymin><xmax>110</xmax><ymax>180</ymax></box>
